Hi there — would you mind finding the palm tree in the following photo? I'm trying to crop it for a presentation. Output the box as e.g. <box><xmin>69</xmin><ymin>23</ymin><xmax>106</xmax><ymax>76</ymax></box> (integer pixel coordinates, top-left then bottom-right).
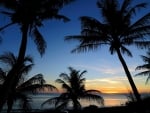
<box><xmin>0</xmin><ymin>52</ymin><xmax>57</xmax><ymax>113</ymax></box>
<box><xmin>0</xmin><ymin>0</ymin><xmax>74</xmax><ymax>59</ymax></box>
<box><xmin>0</xmin><ymin>0</ymin><xmax>74</xmax><ymax>110</ymax></box>
<box><xmin>65</xmin><ymin>0</ymin><xmax>150</xmax><ymax>102</ymax></box>
<box><xmin>135</xmin><ymin>49</ymin><xmax>150</xmax><ymax>84</ymax></box>
<box><xmin>42</xmin><ymin>67</ymin><xmax>103</xmax><ymax>110</ymax></box>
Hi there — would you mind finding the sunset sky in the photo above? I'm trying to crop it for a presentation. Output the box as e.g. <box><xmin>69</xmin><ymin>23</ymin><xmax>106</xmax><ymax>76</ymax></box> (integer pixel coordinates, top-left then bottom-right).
<box><xmin>0</xmin><ymin>0</ymin><xmax>150</xmax><ymax>94</ymax></box>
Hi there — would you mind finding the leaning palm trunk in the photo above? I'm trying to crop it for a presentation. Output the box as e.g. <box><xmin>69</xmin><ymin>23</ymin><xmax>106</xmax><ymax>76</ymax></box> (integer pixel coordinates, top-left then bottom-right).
<box><xmin>116</xmin><ymin>48</ymin><xmax>141</xmax><ymax>101</ymax></box>
<box><xmin>0</xmin><ymin>64</ymin><xmax>23</xmax><ymax>111</ymax></box>
<box><xmin>0</xmin><ymin>25</ymin><xmax>29</xmax><ymax>111</ymax></box>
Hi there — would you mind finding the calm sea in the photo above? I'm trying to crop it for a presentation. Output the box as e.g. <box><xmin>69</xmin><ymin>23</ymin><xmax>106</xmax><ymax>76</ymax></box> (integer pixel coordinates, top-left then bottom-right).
<box><xmin>2</xmin><ymin>93</ymin><xmax>130</xmax><ymax>111</ymax></box>
<box><xmin>2</xmin><ymin>93</ymin><xmax>149</xmax><ymax>112</ymax></box>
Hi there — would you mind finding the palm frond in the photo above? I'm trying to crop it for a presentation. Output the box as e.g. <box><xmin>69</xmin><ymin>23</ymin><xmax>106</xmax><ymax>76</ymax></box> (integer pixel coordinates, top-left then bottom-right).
<box><xmin>20</xmin><ymin>64</ymin><xmax>34</xmax><ymax>76</ymax></box>
<box><xmin>135</xmin><ymin>64</ymin><xmax>150</xmax><ymax>70</ymax></box>
<box><xmin>59</xmin><ymin>73</ymin><xmax>70</xmax><ymax>81</ymax></box>
<box><xmin>81</xmin><ymin>93</ymin><xmax>104</xmax><ymax>105</ymax></box>
<box><xmin>135</xmin><ymin>70</ymin><xmax>150</xmax><ymax>76</ymax></box>
<box><xmin>55</xmin><ymin>100</ymin><xmax>69</xmax><ymax>110</ymax></box>
<box><xmin>80</xmin><ymin>16</ymin><xmax>105</xmax><ymax>31</ymax></box>
<box><xmin>128</xmin><ymin>3</ymin><xmax>147</xmax><ymax>15</ymax></box>
<box><xmin>134</xmin><ymin>41</ymin><xmax>150</xmax><ymax>49</ymax></box>
<box><xmin>140</xmin><ymin>55</ymin><xmax>150</xmax><ymax>63</ymax></box>
<box><xmin>79</xmin><ymin>70</ymin><xmax>87</xmax><ymax>78</ymax></box>
<box><xmin>42</xmin><ymin>96</ymin><xmax>62</xmax><ymax>107</ymax></box>
<box><xmin>85</xmin><ymin>89</ymin><xmax>102</xmax><ymax>94</ymax></box>
<box><xmin>145</xmin><ymin>75</ymin><xmax>150</xmax><ymax>84</ymax></box>
<box><xmin>0</xmin><ymin>22</ymin><xmax>15</xmax><ymax>31</ymax></box>
<box><xmin>31</xmin><ymin>27</ymin><xmax>47</xmax><ymax>57</ymax></box>
<box><xmin>0</xmin><ymin>52</ymin><xmax>17</xmax><ymax>67</ymax></box>
<box><xmin>66</xmin><ymin>35</ymin><xmax>110</xmax><ymax>53</ymax></box>
<box><xmin>23</xmin><ymin>55</ymin><xmax>34</xmax><ymax>64</ymax></box>
<box><xmin>135</xmin><ymin>49</ymin><xmax>150</xmax><ymax>84</ymax></box>
<box><xmin>123</xmin><ymin>2</ymin><xmax>147</xmax><ymax>25</ymax></box>
<box><xmin>41</xmin><ymin>84</ymin><xmax>58</xmax><ymax>92</ymax></box>
<box><xmin>121</xmin><ymin>0</ymin><xmax>132</xmax><ymax>13</ymax></box>
<box><xmin>120</xmin><ymin>46</ymin><xmax>132</xmax><ymax>57</ymax></box>
<box><xmin>71</xmin><ymin>43</ymin><xmax>100</xmax><ymax>53</ymax></box>
<box><xmin>54</xmin><ymin>67</ymin><xmax>104</xmax><ymax>109</ymax></box>
<box><xmin>130</xmin><ymin>13</ymin><xmax>150</xmax><ymax>30</ymax></box>
<box><xmin>81</xmin><ymin>42</ymin><xmax>100</xmax><ymax>52</ymax></box>
<box><xmin>18</xmin><ymin>83</ymin><xmax>57</xmax><ymax>94</ymax></box>
<box><xmin>126</xmin><ymin>26</ymin><xmax>150</xmax><ymax>40</ymax></box>
<box><xmin>62</xmin><ymin>83</ymin><xmax>72</xmax><ymax>91</ymax></box>
<box><xmin>55</xmin><ymin>79</ymin><xmax>66</xmax><ymax>84</ymax></box>
<box><xmin>51</xmin><ymin>14</ymin><xmax>70</xmax><ymax>22</ymax></box>
<box><xmin>19</xmin><ymin>74</ymin><xmax>45</xmax><ymax>89</ymax></box>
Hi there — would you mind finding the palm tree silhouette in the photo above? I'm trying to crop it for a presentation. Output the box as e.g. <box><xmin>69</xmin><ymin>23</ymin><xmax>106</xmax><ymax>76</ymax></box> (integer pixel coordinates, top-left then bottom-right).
<box><xmin>135</xmin><ymin>49</ymin><xmax>150</xmax><ymax>84</ymax></box>
<box><xmin>65</xmin><ymin>0</ymin><xmax>150</xmax><ymax>101</ymax></box>
<box><xmin>42</xmin><ymin>67</ymin><xmax>104</xmax><ymax>111</ymax></box>
<box><xmin>0</xmin><ymin>0</ymin><xmax>74</xmax><ymax>110</ymax></box>
<box><xmin>0</xmin><ymin>52</ymin><xmax>57</xmax><ymax>113</ymax></box>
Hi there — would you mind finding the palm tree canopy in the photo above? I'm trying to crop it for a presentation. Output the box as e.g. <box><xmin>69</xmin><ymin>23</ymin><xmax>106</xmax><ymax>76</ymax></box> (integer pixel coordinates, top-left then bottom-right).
<box><xmin>64</xmin><ymin>0</ymin><xmax>149</xmax><ymax>101</ymax></box>
<box><xmin>0</xmin><ymin>52</ymin><xmax>57</xmax><ymax>112</ymax></box>
<box><xmin>42</xmin><ymin>67</ymin><xmax>104</xmax><ymax>110</ymax></box>
<box><xmin>135</xmin><ymin>49</ymin><xmax>150</xmax><ymax>84</ymax></box>
<box><xmin>0</xmin><ymin>0</ymin><xmax>74</xmax><ymax>56</ymax></box>
<box><xmin>0</xmin><ymin>52</ymin><xmax>33</xmax><ymax>77</ymax></box>
<box><xmin>0</xmin><ymin>52</ymin><xmax>57</xmax><ymax>93</ymax></box>
<box><xmin>65</xmin><ymin>0</ymin><xmax>150</xmax><ymax>55</ymax></box>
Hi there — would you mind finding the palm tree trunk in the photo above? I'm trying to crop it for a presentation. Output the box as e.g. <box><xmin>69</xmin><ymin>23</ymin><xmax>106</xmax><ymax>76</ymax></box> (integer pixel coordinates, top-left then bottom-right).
<box><xmin>17</xmin><ymin>24</ymin><xmax>29</xmax><ymax>64</ymax></box>
<box><xmin>0</xmin><ymin>24</ymin><xmax>29</xmax><ymax>111</ymax></box>
<box><xmin>116</xmin><ymin>48</ymin><xmax>141</xmax><ymax>102</ymax></box>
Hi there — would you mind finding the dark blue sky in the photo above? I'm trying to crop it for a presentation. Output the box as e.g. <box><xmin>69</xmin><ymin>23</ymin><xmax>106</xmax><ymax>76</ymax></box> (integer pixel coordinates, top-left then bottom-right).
<box><xmin>0</xmin><ymin>0</ymin><xmax>150</xmax><ymax>93</ymax></box>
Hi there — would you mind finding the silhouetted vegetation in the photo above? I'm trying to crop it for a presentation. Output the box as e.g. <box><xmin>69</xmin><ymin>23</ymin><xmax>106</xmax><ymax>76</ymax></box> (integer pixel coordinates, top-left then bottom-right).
<box><xmin>0</xmin><ymin>0</ymin><xmax>150</xmax><ymax>113</ymax></box>
<box><xmin>65</xmin><ymin>0</ymin><xmax>150</xmax><ymax>102</ymax></box>
<box><xmin>135</xmin><ymin>49</ymin><xmax>150</xmax><ymax>84</ymax></box>
<box><xmin>0</xmin><ymin>0</ymin><xmax>74</xmax><ymax>111</ymax></box>
<box><xmin>0</xmin><ymin>52</ymin><xmax>57</xmax><ymax>113</ymax></box>
<box><xmin>42</xmin><ymin>67</ymin><xmax>104</xmax><ymax>111</ymax></box>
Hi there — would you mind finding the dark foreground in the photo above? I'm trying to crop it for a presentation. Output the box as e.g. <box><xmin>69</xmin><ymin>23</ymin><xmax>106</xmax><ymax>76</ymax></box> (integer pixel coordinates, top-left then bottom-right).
<box><xmin>41</xmin><ymin>106</ymin><xmax>150</xmax><ymax>113</ymax></box>
<box><xmin>4</xmin><ymin>97</ymin><xmax>150</xmax><ymax>113</ymax></box>
<box><xmin>7</xmin><ymin>105</ymin><xmax>150</xmax><ymax>113</ymax></box>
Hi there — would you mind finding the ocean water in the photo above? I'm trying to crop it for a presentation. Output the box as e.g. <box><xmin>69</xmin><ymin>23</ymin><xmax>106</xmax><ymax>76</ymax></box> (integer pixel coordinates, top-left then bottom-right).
<box><xmin>2</xmin><ymin>93</ymin><xmax>129</xmax><ymax>111</ymax></box>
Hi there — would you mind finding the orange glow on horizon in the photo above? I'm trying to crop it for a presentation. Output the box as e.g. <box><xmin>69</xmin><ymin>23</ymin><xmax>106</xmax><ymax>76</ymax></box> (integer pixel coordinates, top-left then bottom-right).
<box><xmin>85</xmin><ymin>84</ymin><xmax>150</xmax><ymax>94</ymax></box>
<box><xmin>47</xmin><ymin>79</ymin><xmax>150</xmax><ymax>94</ymax></box>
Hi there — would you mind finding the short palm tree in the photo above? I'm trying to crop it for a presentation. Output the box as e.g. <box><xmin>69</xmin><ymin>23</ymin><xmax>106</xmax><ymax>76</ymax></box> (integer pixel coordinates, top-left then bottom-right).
<box><xmin>135</xmin><ymin>49</ymin><xmax>150</xmax><ymax>84</ymax></box>
<box><xmin>0</xmin><ymin>0</ymin><xmax>74</xmax><ymax>109</ymax></box>
<box><xmin>65</xmin><ymin>0</ymin><xmax>150</xmax><ymax>101</ymax></box>
<box><xmin>0</xmin><ymin>52</ymin><xmax>57</xmax><ymax>113</ymax></box>
<box><xmin>42</xmin><ymin>67</ymin><xmax>104</xmax><ymax>110</ymax></box>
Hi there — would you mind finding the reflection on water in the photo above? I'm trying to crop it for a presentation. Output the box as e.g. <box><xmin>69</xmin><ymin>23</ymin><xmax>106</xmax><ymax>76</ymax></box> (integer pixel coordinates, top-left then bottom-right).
<box><xmin>102</xmin><ymin>94</ymin><xmax>127</xmax><ymax>106</ymax></box>
<box><xmin>3</xmin><ymin>93</ymin><xmax>128</xmax><ymax>111</ymax></box>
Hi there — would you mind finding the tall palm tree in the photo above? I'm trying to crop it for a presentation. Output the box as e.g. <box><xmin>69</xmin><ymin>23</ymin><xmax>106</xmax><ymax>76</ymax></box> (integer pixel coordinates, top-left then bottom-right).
<box><xmin>135</xmin><ymin>49</ymin><xmax>150</xmax><ymax>84</ymax></box>
<box><xmin>0</xmin><ymin>0</ymin><xmax>74</xmax><ymax>59</ymax></box>
<box><xmin>65</xmin><ymin>0</ymin><xmax>150</xmax><ymax>101</ymax></box>
<box><xmin>42</xmin><ymin>67</ymin><xmax>104</xmax><ymax>110</ymax></box>
<box><xmin>0</xmin><ymin>0</ymin><xmax>74</xmax><ymax>110</ymax></box>
<box><xmin>0</xmin><ymin>52</ymin><xmax>57</xmax><ymax>113</ymax></box>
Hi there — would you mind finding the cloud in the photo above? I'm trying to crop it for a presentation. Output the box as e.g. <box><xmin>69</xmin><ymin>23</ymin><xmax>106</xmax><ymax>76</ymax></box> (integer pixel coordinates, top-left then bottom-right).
<box><xmin>86</xmin><ymin>78</ymin><xmax>121</xmax><ymax>84</ymax></box>
<box><xmin>73</xmin><ymin>63</ymin><xmax>138</xmax><ymax>76</ymax></box>
<box><xmin>73</xmin><ymin>64</ymin><xmax>124</xmax><ymax>75</ymax></box>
